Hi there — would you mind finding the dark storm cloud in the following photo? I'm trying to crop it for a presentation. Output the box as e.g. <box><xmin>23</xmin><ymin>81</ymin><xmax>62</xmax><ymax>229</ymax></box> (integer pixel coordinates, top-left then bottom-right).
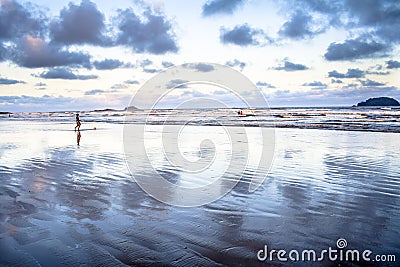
<box><xmin>226</xmin><ymin>59</ymin><xmax>246</xmax><ymax>71</ymax></box>
<box><xmin>344</xmin><ymin>0</ymin><xmax>400</xmax><ymax>42</ymax></box>
<box><xmin>328</xmin><ymin>68</ymin><xmax>365</xmax><ymax>79</ymax></box>
<box><xmin>220</xmin><ymin>24</ymin><xmax>270</xmax><ymax>46</ymax></box>
<box><xmin>274</xmin><ymin>60</ymin><xmax>308</xmax><ymax>71</ymax></box>
<box><xmin>360</xmin><ymin>79</ymin><xmax>385</xmax><ymax>87</ymax></box>
<box><xmin>279</xmin><ymin>10</ymin><xmax>322</xmax><ymax>39</ymax></box>
<box><xmin>115</xmin><ymin>8</ymin><xmax>178</xmax><ymax>54</ymax></box>
<box><xmin>0</xmin><ymin>43</ymin><xmax>5</xmax><ymax>61</ymax></box>
<box><xmin>50</xmin><ymin>0</ymin><xmax>109</xmax><ymax>46</ymax></box>
<box><xmin>302</xmin><ymin>81</ymin><xmax>327</xmax><ymax>87</ymax></box>
<box><xmin>297</xmin><ymin>0</ymin><xmax>342</xmax><ymax>15</ymax></box>
<box><xmin>0</xmin><ymin>0</ymin><xmax>45</xmax><ymax>40</ymax></box>
<box><xmin>93</xmin><ymin>59</ymin><xmax>124</xmax><ymax>70</ymax></box>
<box><xmin>11</xmin><ymin>36</ymin><xmax>91</xmax><ymax>68</ymax></box>
<box><xmin>0</xmin><ymin>1</ymin><xmax>91</xmax><ymax>68</ymax></box>
<box><xmin>283</xmin><ymin>1</ymin><xmax>400</xmax><ymax>60</ymax></box>
<box><xmin>292</xmin><ymin>0</ymin><xmax>400</xmax><ymax>42</ymax></box>
<box><xmin>84</xmin><ymin>89</ymin><xmax>105</xmax><ymax>95</ymax></box>
<box><xmin>0</xmin><ymin>77</ymin><xmax>25</xmax><ymax>84</ymax></box>
<box><xmin>202</xmin><ymin>0</ymin><xmax>245</xmax><ymax>17</ymax></box>
<box><xmin>38</xmin><ymin>68</ymin><xmax>97</xmax><ymax>80</ymax></box>
<box><xmin>386</xmin><ymin>60</ymin><xmax>400</xmax><ymax>69</ymax></box>
<box><xmin>324</xmin><ymin>38</ymin><xmax>387</xmax><ymax>61</ymax></box>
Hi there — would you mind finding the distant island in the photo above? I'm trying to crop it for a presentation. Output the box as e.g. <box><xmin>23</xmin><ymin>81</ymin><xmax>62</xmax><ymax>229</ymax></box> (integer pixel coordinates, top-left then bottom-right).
<box><xmin>92</xmin><ymin>106</ymin><xmax>139</xmax><ymax>112</ymax></box>
<box><xmin>356</xmin><ymin>97</ymin><xmax>400</xmax><ymax>107</ymax></box>
<box><xmin>92</xmin><ymin>108</ymin><xmax>122</xmax><ymax>112</ymax></box>
<box><xmin>124</xmin><ymin>106</ymin><xmax>139</xmax><ymax>111</ymax></box>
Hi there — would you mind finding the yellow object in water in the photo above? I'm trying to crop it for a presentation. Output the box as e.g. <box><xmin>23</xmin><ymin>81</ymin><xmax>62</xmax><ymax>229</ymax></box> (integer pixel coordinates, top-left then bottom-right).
<box><xmin>93</xmin><ymin>126</ymin><xmax>96</xmax><ymax>130</ymax></box>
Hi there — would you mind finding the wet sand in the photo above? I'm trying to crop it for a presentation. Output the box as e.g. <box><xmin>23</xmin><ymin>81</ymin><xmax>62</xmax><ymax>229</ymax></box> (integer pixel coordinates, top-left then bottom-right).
<box><xmin>0</xmin><ymin>121</ymin><xmax>399</xmax><ymax>266</ymax></box>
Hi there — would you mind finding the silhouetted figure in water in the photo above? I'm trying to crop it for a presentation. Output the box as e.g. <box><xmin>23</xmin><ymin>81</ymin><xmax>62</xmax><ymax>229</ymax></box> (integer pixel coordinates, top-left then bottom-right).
<box><xmin>77</xmin><ymin>130</ymin><xmax>81</xmax><ymax>146</ymax></box>
<box><xmin>75</xmin><ymin>113</ymin><xmax>81</xmax><ymax>132</ymax></box>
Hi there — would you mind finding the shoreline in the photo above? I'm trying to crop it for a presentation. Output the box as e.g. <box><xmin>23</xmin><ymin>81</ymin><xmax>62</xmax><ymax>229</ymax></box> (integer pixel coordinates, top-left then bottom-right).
<box><xmin>2</xmin><ymin>118</ymin><xmax>400</xmax><ymax>133</ymax></box>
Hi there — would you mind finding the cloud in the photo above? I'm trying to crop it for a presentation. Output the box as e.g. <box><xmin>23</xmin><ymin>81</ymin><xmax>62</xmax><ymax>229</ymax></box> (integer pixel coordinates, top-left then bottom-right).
<box><xmin>110</xmin><ymin>84</ymin><xmax>128</xmax><ymax>90</ymax></box>
<box><xmin>124</xmin><ymin>79</ymin><xmax>139</xmax><ymax>85</ymax></box>
<box><xmin>274</xmin><ymin>60</ymin><xmax>308</xmax><ymax>71</ymax></box>
<box><xmin>0</xmin><ymin>0</ymin><xmax>45</xmax><ymax>40</ymax></box>
<box><xmin>328</xmin><ymin>68</ymin><xmax>365</xmax><ymax>78</ymax></box>
<box><xmin>324</xmin><ymin>38</ymin><xmax>387</xmax><ymax>61</ymax></box>
<box><xmin>166</xmin><ymin>79</ymin><xmax>189</xmax><ymax>89</ymax></box>
<box><xmin>344</xmin><ymin>0</ymin><xmax>400</xmax><ymax>43</ymax></box>
<box><xmin>360</xmin><ymin>79</ymin><xmax>386</xmax><ymax>87</ymax></box>
<box><xmin>279</xmin><ymin>10</ymin><xmax>323</xmax><ymax>39</ymax></box>
<box><xmin>0</xmin><ymin>94</ymin><xmax>121</xmax><ymax>112</ymax></box>
<box><xmin>38</xmin><ymin>68</ymin><xmax>98</xmax><ymax>80</ymax></box>
<box><xmin>331</xmin><ymin>79</ymin><xmax>343</xmax><ymax>84</ymax></box>
<box><xmin>0</xmin><ymin>44</ymin><xmax>5</xmax><ymax>61</ymax></box>
<box><xmin>11</xmin><ymin>35</ymin><xmax>91</xmax><ymax>68</ymax></box>
<box><xmin>202</xmin><ymin>0</ymin><xmax>245</xmax><ymax>17</ymax></box>
<box><xmin>193</xmin><ymin>63</ymin><xmax>214</xmax><ymax>72</ymax></box>
<box><xmin>84</xmin><ymin>89</ymin><xmax>105</xmax><ymax>95</ymax></box>
<box><xmin>143</xmin><ymin>68</ymin><xmax>159</xmax><ymax>73</ymax></box>
<box><xmin>0</xmin><ymin>77</ymin><xmax>25</xmax><ymax>84</ymax></box>
<box><xmin>50</xmin><ymin>0</ymin><xmax>108</xmax><ymax>45</ymax></box>
<box><xmin>183</xmin><ymin>63</ymin><xmax>215</xmax><ymax>72</ymax></box>
<box><xmin>302</xmin><ymin>81</ymin><xmax>327</xmax><ymax>87</ymax></box>
<box><xmin>365</xmin><ymin>65</ymin><xmax>390</xmax><ymax>75</ymax></box>
<box><xmin>256</xmin><ymin>81</ymin><xmax>275</xmax><ymax>88</ymax></box>
<box><xmin>386</xmin><ymin>60</ymin><xmax>400</xmax><ymax>69</ymax></box>
<box><xmin>226</xmin><ymin>59</ymin><xmax>246</xmax><ymax>71</ymax></box>
<box><xmin>135</xmin><ymin>59</ymin><xmax>159</xmax><ymax>73</ymax></box>
<box><xmin>115</xmin><ymin>7</ymin><xmax>178</xmax><ymax>54</ymax></box>
<box><xmin>137</xmin><ymin>59</ymin><xmax>153</xmax><ymax>68</ymax></box>
<box><xmin>162</xmin><ymin>61</ymin><xmax>174</xmax><ymax>68</ymax></box>
<box><xmin>0</xmin><ymin>95</ymin><xmax>72</xmax><ymax>111</ymax></box>
<box><xmin>0</xmin><ymin>2</ymin><xmax>92</xmax><ymax>68</ymax></box>
<box><xmin>220</xmin><ymin>24</ymin><xmax>270</xmax><ymax>46</ymax></box>
<box><xmin>330</xmin><ymin>85</ymin><xmax>400</xmax><ymax>100</ymax></box>
<box><xmin>297</xmin><ymin>0</ymin><xmax>342</xmax><ymax>15</ymax></box>
<box><xmin>93</xmin><ymin>59</ymin><xmax>124</xmax><ymax>70</ymax></box>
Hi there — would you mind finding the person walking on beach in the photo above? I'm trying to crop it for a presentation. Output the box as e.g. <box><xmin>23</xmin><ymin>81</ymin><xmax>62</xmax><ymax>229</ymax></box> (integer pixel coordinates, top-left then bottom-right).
<box><xmin>75</xmin><ymin>113</ymin><xmax>81</xmax><ymax>132</ymax></box>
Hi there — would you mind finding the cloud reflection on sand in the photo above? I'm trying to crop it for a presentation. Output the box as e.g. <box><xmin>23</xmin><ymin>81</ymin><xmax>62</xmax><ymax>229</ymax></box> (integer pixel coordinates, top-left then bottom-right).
<box><xmin>0</xmin><ymin>121</ymin><xmax>399</xmax><ymax>265</ymax></box>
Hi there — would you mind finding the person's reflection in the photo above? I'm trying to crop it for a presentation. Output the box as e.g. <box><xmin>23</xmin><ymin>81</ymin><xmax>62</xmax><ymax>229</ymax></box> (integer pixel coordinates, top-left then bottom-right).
<box><xmin>77</xmin><ymin>130</ymin><xmax>81</xmax><ymax>146</ymax></box>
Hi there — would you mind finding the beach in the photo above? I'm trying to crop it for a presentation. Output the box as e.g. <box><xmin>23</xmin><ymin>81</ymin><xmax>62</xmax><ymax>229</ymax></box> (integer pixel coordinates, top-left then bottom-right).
<box><xmin>0</xmin><ymin>119</ymin><xmax>399</xmax><ymax>266</ymax></box>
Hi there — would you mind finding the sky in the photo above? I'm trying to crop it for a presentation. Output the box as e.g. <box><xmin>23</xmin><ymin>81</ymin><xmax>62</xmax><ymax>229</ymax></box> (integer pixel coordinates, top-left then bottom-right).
<box><xmin>0</xmin><ymin>0</ymin><xmax>399</xmax><ymax>111</ymax></box>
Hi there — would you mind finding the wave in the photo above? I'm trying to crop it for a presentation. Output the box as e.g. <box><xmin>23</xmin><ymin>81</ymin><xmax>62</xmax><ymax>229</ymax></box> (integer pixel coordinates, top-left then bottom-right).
<box><xmin>2</xmin><ymin>107</ymin><xmax>400</xmax><ymax>133</ymax></box>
